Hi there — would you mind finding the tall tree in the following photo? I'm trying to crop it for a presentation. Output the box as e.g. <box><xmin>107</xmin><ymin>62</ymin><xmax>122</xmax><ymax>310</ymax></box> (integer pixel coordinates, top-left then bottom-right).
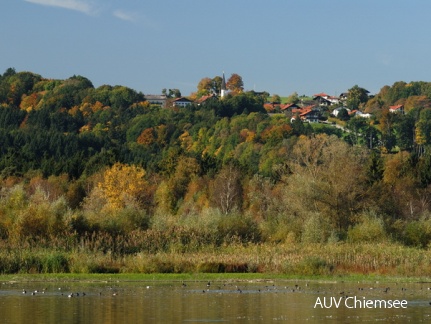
<box><xmin>270</xmin><ymin>94</ymin><xmax>281</xmax><ymax>104</ymax></box>
<box><xmin>226</xmin><ymin>73</ymin><xmax>244</xmax><ymax>94</ymax></box>
<box><xmin>162</xmin><ymin>88</ymin><xmax>181</xmax><ymax>98</ymax></box>
<box><xmin>347</xmin><ymin>85</ymin><xmax>369</xmax><ymax>110</ymax></box>
<box><xmin>288</xmin><ymin>134</ymin><xmax>367</xmax><ymax>232</ymax></box>
<box><xmin>196</xmin><ymin>77</ymin><xmax>213</xmax><ymax>97</ymax></box>
<box><xmin>211</xmin><ymin>76</ymin><xmax>222</xmax><ymax>95</ymax></box>
<box><xmin>211</xmin><ymin>164</ymin><xmax>242</xmax><ymax>214</ymax></box>
<box><xmin>286</xmin><ymin>92</ymin><xmax>299</xmax><ymax>104</ymax></box>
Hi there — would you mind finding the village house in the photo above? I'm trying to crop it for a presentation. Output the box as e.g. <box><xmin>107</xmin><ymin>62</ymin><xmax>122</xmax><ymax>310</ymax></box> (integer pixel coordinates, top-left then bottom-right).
<box><xmin>389</xmin><ymin>104</ymin><xmax>404</xmax><ymax>114</ymax></box>
<box><xmin>313</xmin><ymin>93</ymin><xmax>332</xmax><ymax>107</ymax></box>
<box><xmin>280</xmin><ymin>103</ymin><xmax>300</xmax><ymax>112</ymax></box>
<box><xmin>172</xmin><ymin>97</ymin><xmax>193</xmax><ymax>108</ymax></box>
<box><xmin>350</xmin><ymin>110</ymin><xmax>372</xmax><ymax>118</ymax></box>
<box><xmin>291</xmin><ymin>105</ymin><xmax>321</xmax><ymax>123</ymax></box>
<box><xmin>145</xmin><ymin>94</ymin><xmax>167</xmax><ymax>107</ymax></box>
<box><xmin>196</xmin><ymin>94</ymin><xmax>218</xmax><ymax>105</ymax></box>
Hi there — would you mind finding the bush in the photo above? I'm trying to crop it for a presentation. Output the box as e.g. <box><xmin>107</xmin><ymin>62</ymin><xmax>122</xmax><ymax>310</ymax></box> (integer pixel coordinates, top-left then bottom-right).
<box><xmin>301</xmin><ymin>213</ymin><xmax>331</xmax><ymax>243</ymax></box>
<box><xmin>217</xmin><ymin>212</ymin><xmax>261</xmax><ymax>243</ymax></box>
<box><xmin>401</xmin><ymin>216</ymin><xmax>431</xmax><ymax>248</ymax></box>
<box><xmin>347</xmin><ymin>211</ymin><xmax>387</xmax><ymax>243</ymax></box>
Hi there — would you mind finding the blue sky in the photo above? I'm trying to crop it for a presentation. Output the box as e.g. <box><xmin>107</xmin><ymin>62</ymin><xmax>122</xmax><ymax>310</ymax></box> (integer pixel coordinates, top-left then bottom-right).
<box><xmin>2</xmin><ymin>1</ymin><xmax>431</xmax><ymax>97</ymax></box>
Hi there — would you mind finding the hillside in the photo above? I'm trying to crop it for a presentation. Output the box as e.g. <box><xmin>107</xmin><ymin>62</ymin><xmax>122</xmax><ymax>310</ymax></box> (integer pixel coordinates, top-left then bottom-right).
<box><xmin>1</xmin><ymin>68</ymin><xmax>431</xmax><ymax>274</ymax></box>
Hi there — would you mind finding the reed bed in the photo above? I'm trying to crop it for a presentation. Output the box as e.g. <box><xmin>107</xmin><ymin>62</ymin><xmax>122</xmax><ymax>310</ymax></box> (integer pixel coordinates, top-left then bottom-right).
<box><xmin>0</xmin><ymin>235</ymin><xmax>430</xmax><ymax>277</ymax></box>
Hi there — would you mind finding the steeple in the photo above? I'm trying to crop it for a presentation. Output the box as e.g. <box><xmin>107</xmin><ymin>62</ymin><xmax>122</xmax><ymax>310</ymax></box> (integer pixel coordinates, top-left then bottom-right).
<box><xmin>220</xmin><ymin>72</ymin><xmax>227</xmax><ymax>98</ymax></box>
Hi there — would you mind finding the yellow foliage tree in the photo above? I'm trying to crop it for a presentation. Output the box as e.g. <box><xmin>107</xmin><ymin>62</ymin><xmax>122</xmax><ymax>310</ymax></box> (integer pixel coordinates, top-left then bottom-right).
<box><xmin>19</xmin><ymin>93</ymin><xmax>41</xmax><ymax>112</ymax></box>
<box><xmin>98</xmin><ymin>163</ymin><xmax>147</xmax><ymax>210</ymax></box>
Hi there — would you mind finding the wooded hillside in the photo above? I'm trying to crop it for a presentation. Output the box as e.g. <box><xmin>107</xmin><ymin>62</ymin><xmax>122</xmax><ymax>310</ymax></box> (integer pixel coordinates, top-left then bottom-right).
<box><xmin>1</xmin><ymin>68</ymin><xmax>431</xmax><ymax>255</ymax></box>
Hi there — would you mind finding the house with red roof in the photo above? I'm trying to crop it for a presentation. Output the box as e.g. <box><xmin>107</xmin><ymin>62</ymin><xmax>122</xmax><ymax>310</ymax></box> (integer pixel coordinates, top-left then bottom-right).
<box><xmin>313</xmin><ymin>93</ymin><xmax>340</xmax><ymax>106</ymax></box>
<box><xmin>313</xmin><ymin>93</ymin><xmax>329</xmax><ymax>98</ymax></box>
<box><xmin>196</xmin><ymin>94</ymin><xmax>217</xmax><ymax>105</ymax></box>
<box><xmin>280</xmin><ymin>103</ymin><xmax>300</xmax><ymax>111</ymax></box>
<box><xmin>291</xmin><ymin>105</ymin><xmax>321</xmax><ymax>123</ymax></box>
<box><xmin>389</xmin><ymin>104</ymin><xmax>404</xmax><ymax>114</ymax></box>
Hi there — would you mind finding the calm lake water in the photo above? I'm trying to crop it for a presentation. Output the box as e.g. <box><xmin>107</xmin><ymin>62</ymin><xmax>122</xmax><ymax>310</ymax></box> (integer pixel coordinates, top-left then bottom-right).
<box><xmin>1</xmin><ymin>280</ymin><xmax>431</xmax><ymax>323</ymax></box>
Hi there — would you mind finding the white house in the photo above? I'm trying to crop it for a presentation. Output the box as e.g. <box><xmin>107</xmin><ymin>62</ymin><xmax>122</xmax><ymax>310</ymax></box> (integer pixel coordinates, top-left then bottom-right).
<box><xmin>145</xmin><ymin>95</ymin><xmax>167</xmax><ymax>107</ymax></box>
<box><xmin>389</xmin><ymin>104</ymin><xmax>404</xmax><ymax>114</ymax></box>
<box><xmin>350</xmin><ymin>110</ymin><xmax>372</xmax><ymax>118</ymax></box>
<box><xmin>172</xmin><ymin>97</ymin><xmax>193</xmax><ymax>108</ymax></box>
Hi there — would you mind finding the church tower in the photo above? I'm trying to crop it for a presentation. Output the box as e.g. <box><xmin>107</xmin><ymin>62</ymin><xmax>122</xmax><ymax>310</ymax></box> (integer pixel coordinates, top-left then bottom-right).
<box><xmin>220</xmin><ymin>72</ymin><xmax>228</xmax><ymax>98</ymax></box>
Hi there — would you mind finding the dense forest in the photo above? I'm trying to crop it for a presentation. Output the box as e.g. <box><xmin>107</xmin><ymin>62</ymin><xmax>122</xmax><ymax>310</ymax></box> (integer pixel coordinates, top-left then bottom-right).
<box><xmin>1</xmin><ymin>68</ymin><xmax>431</xmax><ymax>274</ymax></box>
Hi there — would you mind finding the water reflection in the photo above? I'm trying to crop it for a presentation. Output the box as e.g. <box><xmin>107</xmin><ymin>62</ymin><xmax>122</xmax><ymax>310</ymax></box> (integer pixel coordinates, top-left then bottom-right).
<box><xmin>1</xmin><ymin>280</ymin><xmax>431</xmax><ymax>323</ymax></box>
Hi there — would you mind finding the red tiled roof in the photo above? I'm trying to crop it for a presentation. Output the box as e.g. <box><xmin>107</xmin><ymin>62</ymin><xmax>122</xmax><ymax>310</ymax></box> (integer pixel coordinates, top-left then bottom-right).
<box><xmin>196</xmin><ymin>95</ymin><xmax>216</xmax><ymax>103</ymax></box>
<box><xmin>313</xmin><ymin>93</ymin><xmax>329</xmax><ymax>97</ymax></box>
<box><xmin>299</xmin><ymin>108</ymin><xmax>313</xmax><ymax>117</ymax></box>
<box><xmin>389</xmin><ymin>104</ymin><xmax>403</xmax><ymax>110</ymax></box>
<box><xmin>279</xmin><ymin>103</ymin><xmax>296</xmax><ymax>110</ymax></box>
<box><xmin>264</xmin><ymin>103</ymin><xmax>275</xmax><ymax>111</ymax></box>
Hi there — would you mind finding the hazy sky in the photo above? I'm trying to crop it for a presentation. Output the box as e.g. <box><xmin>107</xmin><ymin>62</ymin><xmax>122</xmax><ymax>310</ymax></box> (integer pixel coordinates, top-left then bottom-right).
<box><xmin>2</xmin><ymin>0</ymin><xmax>431</xmax><ymax>97</ymax></box>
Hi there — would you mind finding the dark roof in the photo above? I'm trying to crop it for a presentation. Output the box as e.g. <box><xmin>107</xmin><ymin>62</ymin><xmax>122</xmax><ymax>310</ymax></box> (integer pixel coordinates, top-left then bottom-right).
<box><xmin>173</xmin><ymin>97</ymin><xmax>193</xmax><ymax>103</ymax></box>
<box><xmin>145</xmin><ymin>95</ymin><xmax>167</xmax><ymax>101</ymax></box>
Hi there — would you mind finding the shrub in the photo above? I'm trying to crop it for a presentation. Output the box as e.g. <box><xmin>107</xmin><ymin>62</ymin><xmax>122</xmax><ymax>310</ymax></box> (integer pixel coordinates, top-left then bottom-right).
<box><xmin>347</xmin><ymin>211</ymin><xmax>387</xmax><ymax>243</ymax></box>
<box><xmin>301</xmin><ymin>213</ymin><xmax>331</xmax><ymax>243</ymax></box>
<box><xmin>217</xmin><ymin>212</ymin><xmax>261</xmax><ymax>243</ymax></box>
<box><xmin>401</xmin><ymin>216</ymin><xmax>431</xmax><ymax>248</ymax></box>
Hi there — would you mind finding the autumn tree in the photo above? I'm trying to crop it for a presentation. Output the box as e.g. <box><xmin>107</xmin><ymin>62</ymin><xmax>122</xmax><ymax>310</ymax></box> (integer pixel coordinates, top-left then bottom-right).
<box><xmin>211</xmin><ymin>164</ymin><xmax>242</xmax><ymax>214</ymax></box>
<box><xmin>404</xmin><ymin>95</ymin><xmax>431</xmax><ymax>113</ymax></box>
<box><xmin>364</xmin><ymin>96</ymin><xmax>384</xmax><ymax>115</ymax></box>
<box><xmin>196</xmin><ymin>77</ymin><xmax>213</xmax><ymax>98</ymax></box>
<box><xmin>287</xmin><ymin>134</ymin><xmax>367</xmax><ymax>232</ymax></box>
<box><xmin>97</xmin><ymin>163</ymin><xmax>147</xmax><ymax>210</ymax></box>
<box><xmin>137</xmin><ymin>128</ymin><xmax>156</xmax><ymax>146</ymax></box>
<box><xmin>226</xmin><ymin>73</ymin><xmax>244</xmax><ymax>94</ymax></box>
<box><xmin>347</xmin><ymin>85</ymin><xmax>369</xmax><ymax>110</ymax></box>
<box><xmin>156</xmin><ymin>156</ymin><xmax>200</xmax><ymax>213</ymax></box>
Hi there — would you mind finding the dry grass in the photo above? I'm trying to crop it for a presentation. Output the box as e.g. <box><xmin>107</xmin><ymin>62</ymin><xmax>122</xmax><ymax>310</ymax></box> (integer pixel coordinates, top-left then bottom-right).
<box><xmin>0</xmin><ymin>239</ymin><xmax>430</xmax><ymax>276</ymax></box>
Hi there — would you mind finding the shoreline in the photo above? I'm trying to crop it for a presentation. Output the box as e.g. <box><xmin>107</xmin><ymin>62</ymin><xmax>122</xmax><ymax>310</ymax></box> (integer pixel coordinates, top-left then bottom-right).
<box><xmin>1</xmin><ymin>273</ymin><xmax>430</xmax><ymax>284</ymax></box>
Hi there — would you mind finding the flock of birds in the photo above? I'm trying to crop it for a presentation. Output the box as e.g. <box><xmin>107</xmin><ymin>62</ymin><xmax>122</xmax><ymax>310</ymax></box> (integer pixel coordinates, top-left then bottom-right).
<box><xmin>22</xmin><ymin>288</ymin><xmax>90</xmax><ymax>298</ymax></box>
<box><xmin>14</xmin><ymin>281</ymin><xmax>431</xmax><ymax>303</ymax></box>
<box><xmin>19</xmin><ymin>284</ymin><xmax>152</xmax><ymax>298</ymax></box>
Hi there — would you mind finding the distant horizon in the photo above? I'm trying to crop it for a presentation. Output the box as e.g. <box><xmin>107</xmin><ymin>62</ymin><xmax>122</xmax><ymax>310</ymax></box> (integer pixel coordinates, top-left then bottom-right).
<box><xmin>3</xmin><ymin>1</ymin><xmax>431</xmax><ymax>98</ymax></box>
